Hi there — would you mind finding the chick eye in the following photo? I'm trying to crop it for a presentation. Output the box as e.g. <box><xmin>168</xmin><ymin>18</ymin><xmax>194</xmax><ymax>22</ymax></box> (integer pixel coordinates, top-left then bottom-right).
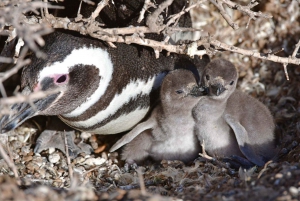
<box><xmin>56</xmin><ymin>75</ymin><xmax>68</xmax><ymax>84</ymax></box>
<box><xmin>229</xmin><ymin>80</ymin><xmax>234</xmax><ymax>85</ymax></box>
<box><xmin>176</xmin><ymin>90</ymin><xmax>183</xmax><ymax>94</ymax></box>
<box><xmin>205</xmin><ymin>75</ymin><xmax>210</xmax><ymax>80</ymax></box>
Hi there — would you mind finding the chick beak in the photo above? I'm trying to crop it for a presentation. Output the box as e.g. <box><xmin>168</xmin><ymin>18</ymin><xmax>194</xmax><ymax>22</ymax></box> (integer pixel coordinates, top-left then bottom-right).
<box><xmin>210</xmin><ymin>83</ymin><xmax>226</xmax><ymax>96</ymax></box>
<box><xmin>0</xmin><ymin>86</ymin><xmax>60</xmax><ymax>133</ymax></box>
<box><xmin>189</xmin><ymin>85</ymin><xmax>208</xmax><ymax>97</ymax></box>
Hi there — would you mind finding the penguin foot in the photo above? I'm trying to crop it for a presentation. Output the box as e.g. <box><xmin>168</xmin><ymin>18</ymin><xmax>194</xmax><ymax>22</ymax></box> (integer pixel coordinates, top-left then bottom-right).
<box><xmin>34</xmin><ymin>130</ymin><xmax>92</xmax><ymax>158</ymax></box>
<box><xmin>223</xmin><ymin>155</ymin><xmax>256</xmax><ymax>169</ymax></box>
<box><xmin>123</xmin><ymin>162</ymin><xmax>138</xmax><ymax>172</ymax></box>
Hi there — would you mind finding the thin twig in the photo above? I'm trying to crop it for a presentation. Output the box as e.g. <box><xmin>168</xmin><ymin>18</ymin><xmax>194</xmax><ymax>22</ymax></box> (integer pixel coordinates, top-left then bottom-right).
<box><xmin>283</xmin><ymin>63</ymin><xmax>289</xmax><ymax>81</ymax></box>
<box><xmin>82</xmin><ymin>0</ymin><xmax>96</xmax><ymax>5</ymax></box>
<box><xmin>0</xmin><ymin>82</ymin><xmax>7</xmax><ymax>98</ymax></box>
<box><xmin>83</xmin><ymin>166</ymin><xmax>101</xmax><ymax>176</ymax></box>
<box><xmin>0</xmin><ymin>57</ymin><xmax>29</xmax><ymax>84</ymax></box>
<box><xmin>1</xmin><ymin>2</ymin><xmax>61</xmax><ymax>58</ymax></box>
<box><xmin>146</xmin><ymin>0</ymin><xmax>174</xmax><ymax>32</ymax></box>
<box><xmin>0</xmin><ymin>88</ymin><xmax>62</xmax><ymax>106</ymax></box>
<box><xmin>220</xmin><ymin>0</ymin><xmax>272</xmax><ymax>19</ymax></box>
<box><xmin>39</xmin><ymin>15</ymin><xmax>201</xmax><ymax>36</ymax></box>
<box><xmin>0</xmin><ymin>57</ymin><xmax>14</xmax><ymax>63</ymax></box>
<box><xmin>292</xmin><ymin>39</ymin><xmax>300</xmax><ymax>58</ymax></box>
<box><xmin>43</xmin><ymin>0</ymin><xmax>49</xmax><ymax>16</ymax></box>
<box><xmin>137</xmin><ymin>167</ymin><xmax>147</xmax><ymax>196</ymax></box>
<box><xmin>63</xmin><ymin>131</ymin><xmax>74</xmax><ymax>183</ymax></box>
<box><xmin>138</xmin><ymin>0</ymin><xmax>157</xmax><ymax>23</ymax></box>
<box><xmin>166</xmin><ymin>0</ymin><xmax>207</xmax><ymax>27</ymax></box>
<box><xmin>0</xmin><ymin>142</ymin><xmax>20</xmax><ymax>181</ymax></box>
<box><xmin>36</xmin><ymin>10</ymin><xmax>300</xmax><ymax>66</ymax></box>
<box><xmin>210</xmin><ymin>0</ymin><xmax>239</xmax><ymax>29</ymax></box>
<box><xmin>90</xmin><ymin>0</ymin><xmax>109</xmax><ymax>21</ymax></box>
<box><xmin>208</xmin><ymin>38</ymin><xmax>300</xmax><ymax>66</ymax></box>
<box><xmin>0</xmin><ymin>46</ymin><xmax>30</xmax><ymax>84</ymax></box>
<box><xmin>257</xmin><ymin>160</ymin><xmax>273</xmax><ymax>179</ymax></box>
<box><xmin>77</xmin><ymin>0</ymin><xmax>83</xmax><ymax>17</ymax></box>
<box><xmin>21</xmin><ymin>12</ymin><xmax>300</xmax><ymax>67</ymax></box>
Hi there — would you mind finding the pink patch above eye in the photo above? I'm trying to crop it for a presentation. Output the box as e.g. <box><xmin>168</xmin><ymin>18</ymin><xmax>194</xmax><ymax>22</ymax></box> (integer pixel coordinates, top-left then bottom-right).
<box><xmin>54</xmin><ymin>74</ymin><xmax>69</xmax><ymax>84</ymax></box>
<box><xmin>33</xmin><ymin>74</ymin><xmax>69</xmax><ymax>92</ymax></box>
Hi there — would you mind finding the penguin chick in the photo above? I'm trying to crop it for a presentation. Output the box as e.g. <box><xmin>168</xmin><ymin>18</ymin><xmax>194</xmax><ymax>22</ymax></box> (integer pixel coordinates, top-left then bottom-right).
<box><xmin>193</xmin><ymin>59</ymin><xmax>276</xmax><ymax>167</ymax></box>
<box><xmin>110</xmin><ymin>69</ymin><xmax>203</xmax><ymax>164</ymax></box>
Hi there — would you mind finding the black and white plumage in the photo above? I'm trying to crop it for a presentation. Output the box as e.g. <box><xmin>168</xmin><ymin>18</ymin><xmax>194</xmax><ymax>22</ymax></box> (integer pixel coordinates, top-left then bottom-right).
<box><xmin>0</xmin><ymin>31</ymin><xmax>209</xmax><ymax>137</ymax></box>
<box><xmin>110</xmin><ymin>69</ymin><xmax>203</xmax><ymax>164</ymax></box>
<box><xmin>193</xmin><ymin>59</ymin><xmax>276</xmax><ymax>167</ymax></box>
<box><xmin>0</xmin><ymin>0</ymin><xmax>209</xmax><ymax>155</ymax></box>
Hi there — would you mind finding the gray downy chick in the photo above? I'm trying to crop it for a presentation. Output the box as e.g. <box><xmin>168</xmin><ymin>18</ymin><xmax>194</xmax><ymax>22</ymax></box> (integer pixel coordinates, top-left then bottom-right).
<box><xmin>193</xmin><ymin>58</ymin><xmax>276</xmax><ymax>167</ymax></box>
<box><xmin>110</xmin><ymin>69</ymin><xmax>203</xmax><ymax>164</ymax></box>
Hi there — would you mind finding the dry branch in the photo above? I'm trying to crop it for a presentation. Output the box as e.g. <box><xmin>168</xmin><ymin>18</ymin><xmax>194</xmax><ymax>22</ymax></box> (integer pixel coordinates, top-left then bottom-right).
<box><xmin>0</xmin><ymin>1</ymin><xmax>62</xmax><ymax>58</ymax></box>
<box><xmin>0</xmin><ymin>57</ymin><xmax>14</xmax><ymax>63</ymax></box>
<box><xmin>90</xmin><ymin>0</ymin><xmax>109</xmax><ymax>21</ymax></box>
<box><xmin>219</xmin><ymin>0</ymin><xmax>272</xmax><ymax>29</ymax></box>
<box><xmin>210</xmin><ymin>0</ymin><xmax>239</xmax><ymax>30</ymax></box>
<box><xmin>32</xmin><ymin>0</ymin><xmax>299</xmax><ymax>68</ymax></box>
<box><xmin>22</xmin><ymin>11</ymin><xmax>300</xmax><ymax>66</ymax></box>
<box><xmin>64</xmin><ymin>131</ymin><xmax>74</xmax><ymax>183</ymax></box>
<box><xmin>221</xmin><ymin>0</ymin><xmax>272</xmax><ymax>19</ymax></box>
<box><xmin>166</xmin><ymin>0</ymin><xmax>207</xmax><ymax>27</ymax></box>
<box><xmin>0</xmin><ymin>51</ymin><xmax>30</xmax><ymax>84</ymax></box>
<box><xmin>146</xmin><ymin>0</ymin><xmax>174</xmax><ymax>33</ymax></box>
<box><xmin>292</xmin><ymin>39</ymin><xmax>300</xmax><ymax>58</ymax></box>
<box><xmin>0</xmin><ymin>88</ymin><xmax>61</xmax><ymax>106</ymax></box>
<box><xmin>3</xmin><ymin>0</ymin><xmax>288</xmax><ymax>66</ymax></box>
<box><xmin>0</xmin><ymin>143</ymin><xmax>19</xmax><ymax>180</ymax></box>
<box><xmin>137</xmin><ymin>167</ymin><xmax>147</xmax><ymax>196</ymax></box>
<box><xmin>138</xmin><ymin>0</ymin><xmax>157</xmax><ymax>23</ymax></box>
<box><xmin>0</xmin><ymin>0</ymin><xmax>299</xmax><ymax>108</ymax></box>
<box><xmin>207</xmin><ymin>38</ymin><xmax>300</xmax><ymax>65</ymax></box>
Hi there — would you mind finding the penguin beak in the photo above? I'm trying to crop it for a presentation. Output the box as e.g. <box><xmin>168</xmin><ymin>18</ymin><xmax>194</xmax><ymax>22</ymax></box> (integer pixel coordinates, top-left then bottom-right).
<box><xmin>189</xmin><ymin>85</ymin><xmax>207</xmax><ymax>97</ymax></box>
<box><xmin>210</xmin><ymin>83</ymin><xmax>226</xmax><ymax>96</ymax></box>
<box><xmin>0</xmin><ymin>88</ymin><xmax>60</xmax><ymax>133</ymax></box>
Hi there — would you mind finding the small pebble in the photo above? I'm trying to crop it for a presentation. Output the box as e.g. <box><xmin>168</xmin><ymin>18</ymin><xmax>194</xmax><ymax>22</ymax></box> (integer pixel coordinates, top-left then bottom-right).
<box><xmin>49</xmin><ymin>153</ymin><xmax>60</xmax><ymax>164</ymax></box>
<box><xmin>91</xmin><ymin>142</ymin><xmax>98</xmax><ymax>150</ymax></box>
<box><xmin>81</xmin><ymin>132</ymin><xmax>92</xmax><ymax>140</ymax></box>
<box><xmin>89</xmin><ymin>135</ymin><xmax>97</xmax><ymax>143</ymax></box>
<box><xmin>275</xmin><ymin>173</ymin><xmax>283</xmax><ymax>179</ymax></box>
<box><xmin>21</xmin><ymin>146</ymin><xmax>31</xmax><ymax>155</ymax></box>
<box><xmin>73</xmin><ymin>156</ymin><xmax>85</xmax><ymax>164</ymax></box>
<box><xmin>23</xmin><ymin>155</ymin><xmax>33</xmax><ymax>162</ymax></box>
<box><xmin>83</xmin><ymin>157</ymin><xmax>106</xmax><ymax>166</ymax></box>
<box><xmin>10</xmin><ymin>140</ymin><xmax>22</xmax><ymax>150</ymax></box>
<box><xmin>48</xmin><ymin>147</ymin><xmax>56</xmax><ymax>154</ymax></box>
<box><xmin>289</xmin><ymin>186</ymin><xmax>298</xmax><ymax>197</ymax></box>
<box><xmin>17</xmin><ymin>135</ymin><xmax>24</xmax><ymax>142</ymax></box>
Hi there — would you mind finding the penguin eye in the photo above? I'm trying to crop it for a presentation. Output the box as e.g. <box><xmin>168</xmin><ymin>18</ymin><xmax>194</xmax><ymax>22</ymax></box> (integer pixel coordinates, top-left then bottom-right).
<box><xmin>55</xmin><ymin>74</ymin><xmax>68</xmax><ymax>84</ymax></box>
<box><xmin>176</xmin><ymin>90</ymin><xmax>183</xmax><ymax>94</ymax></box>
<box><xmin>205</xmin><ymin>75</ymin><xmax>210</xmax><ymax>80</ymax></box>
<box><xmin>229</xmin><ymin>80</ymin><xmax>234</xmax><ymax>85</ymax></box>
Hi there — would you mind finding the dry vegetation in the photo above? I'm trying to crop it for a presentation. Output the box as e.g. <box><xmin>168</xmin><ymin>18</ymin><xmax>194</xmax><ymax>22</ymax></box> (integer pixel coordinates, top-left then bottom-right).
<box><xmin>0</xmin><ymin>0</ymin><xmax>300</xmax><ymax>200</ymax></box>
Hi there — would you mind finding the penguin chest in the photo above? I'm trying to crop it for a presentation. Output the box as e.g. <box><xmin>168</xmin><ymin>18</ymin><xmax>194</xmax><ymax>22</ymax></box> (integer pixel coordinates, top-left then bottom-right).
<box><xmin>151</xmin><ymin>121</ymin><xmax>199</xmax><ymax>157</ymax></box>
<box><xmin>83</xmin><ymin>107</ymin><xmax>150</xmax><ymax>134</ymax></box>
<box><xmin>60</xmin><ymin>76</ymin><xmax>158</xmax><ymax>134</ymax></box>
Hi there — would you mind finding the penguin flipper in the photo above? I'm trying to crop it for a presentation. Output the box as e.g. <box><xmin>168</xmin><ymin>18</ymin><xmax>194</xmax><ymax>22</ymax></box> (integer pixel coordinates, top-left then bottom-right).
<box><xmin>224</xmin><ymin>114</ymin><xmax>266</xmax><ymax>166</ymax></box>
<box><xmin>34</xmin><ymin>117</ymin><xmax>92</xmax><ymax>158</ymax></box>
<box><xmin>34</xmin><ymin>130</ymin><xmax>92</xmax><ymax>158</ymax></box>
<box><xmin>109</xmin><ymin>118</ymin><xmax>157</xmax><ymax>152</ymax></box>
